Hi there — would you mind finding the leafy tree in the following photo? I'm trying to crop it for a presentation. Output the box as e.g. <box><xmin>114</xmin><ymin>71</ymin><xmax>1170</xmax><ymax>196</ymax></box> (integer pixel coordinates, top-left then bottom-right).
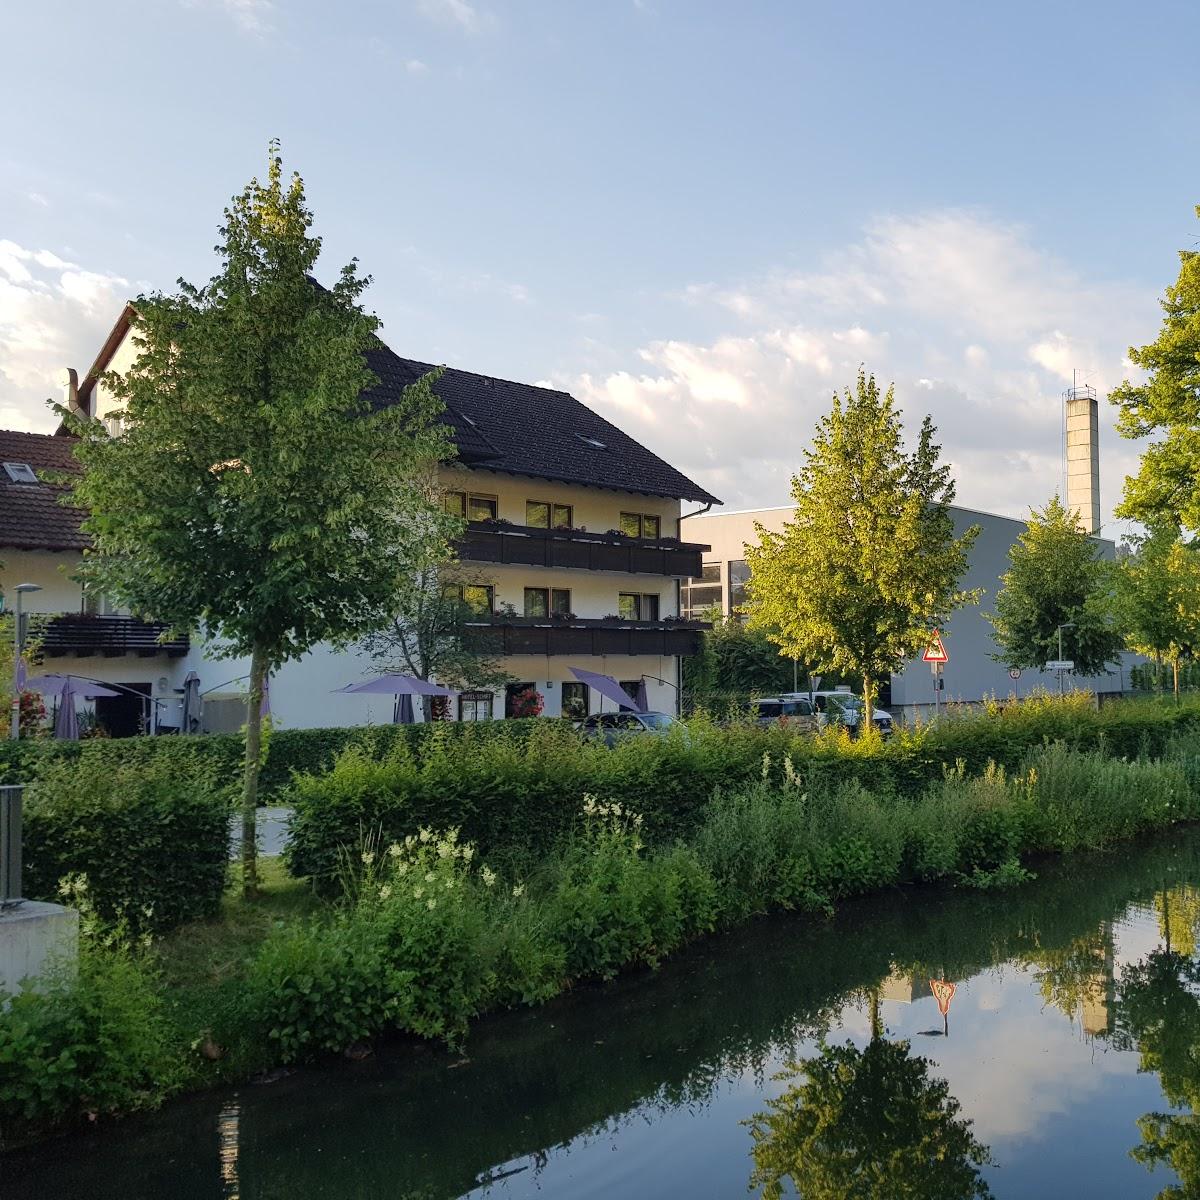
<box><xmin>1111</xmin><ymin>205</ymin><xmax>1200</xmax><ymax>533</ymax></box>
<box><xmin>744</xmin><ymin>371</ymin><xmax>978</xmax><ymax>726</ymax></box>
<box><xmin>747</xmin><ymin>1037</ymin><xmax>993</xmax><ymax>1199</ymax></box>
<box><xmin>987</xmin><ymin>495</ymin><xmax>1124</xmax><ymax>678</ymax></box>
<box><xmin>358</xmin><ymin>538</ymin><xmax>510</xmax><ymax>700</ymax></box>
<box><xmin>1115</xmin><ymin>524</ymin><xmax>1200</xmax><ymax>700</ymax></box>
<box><xmin>681</xmin><ymin>610</ymin><xmax>800</xmax><ymax>711</ymax></box>
<box><xmin>64</xmin><ymin>147</ymin><xmax>457</xmax><ymax>896</ymax></box>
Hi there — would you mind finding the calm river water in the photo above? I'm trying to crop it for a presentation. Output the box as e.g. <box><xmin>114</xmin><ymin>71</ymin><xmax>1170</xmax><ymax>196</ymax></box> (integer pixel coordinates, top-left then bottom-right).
<box><xmin>12</xmin><ymin>831</ymin><xmax>1200</xmax><ymax>1199</ymax></box>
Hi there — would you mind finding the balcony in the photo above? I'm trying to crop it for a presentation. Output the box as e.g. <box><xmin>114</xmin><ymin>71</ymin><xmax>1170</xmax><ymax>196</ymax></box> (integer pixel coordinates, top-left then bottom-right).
<box><xmin>458</xmin><ymin>521</ymin><xmax>709</xmax><ymax>578</ymax></box>
<box><xmin>42</xmin><ymin>615</ymin><xmax>190</xmax><ymax>658</ymax></box>
<box><xmin>463</xmin><ymin>614</ymin><xmax>708</xmax><ymax>657</ymax></box>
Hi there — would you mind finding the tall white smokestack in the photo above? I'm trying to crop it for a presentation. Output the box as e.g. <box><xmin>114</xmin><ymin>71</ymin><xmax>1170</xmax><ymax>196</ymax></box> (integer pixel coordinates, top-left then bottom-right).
<box><xmin>1065</xmin><ymin>384</ymin><xmax>1100</xmax><ymax>536</ymax></box>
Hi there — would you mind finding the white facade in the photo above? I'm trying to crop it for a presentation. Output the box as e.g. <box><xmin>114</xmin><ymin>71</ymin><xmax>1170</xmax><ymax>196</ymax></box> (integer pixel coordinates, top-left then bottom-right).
<box><xmin>680</xmin><ymin>503</ymin><xmax>1138</xmax><ymax>721</ymax></box>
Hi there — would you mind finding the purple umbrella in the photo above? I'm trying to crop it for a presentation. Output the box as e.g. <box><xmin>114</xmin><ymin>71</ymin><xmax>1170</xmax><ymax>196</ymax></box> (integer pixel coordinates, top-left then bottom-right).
<box><xmin>26</xmin><ymin>673</ymin><xmax>121</xmax><ymax>699</ymax></box>
<box><xmin>568</xmin><ymin>667</ymin><xmax>643</xmax><ymax>712</ymax></box>
<box><xmin>634</xmin><ymin>679</ymin><xmax>650</xmax><ymax>714</ymax></box>
<box><xmin>334</xmin><ymin>674</ymin><xmax>457</xmax><ymax>698</ymax></box>
<box><xmin>54</xmin><ymin>695</ymin><xmax>80</xmax><ymax>740</ymax></box>
<box><xmin>395</xmin><ymin>693</ymin><xmax>415</xmax><ymax>724</ymax></box>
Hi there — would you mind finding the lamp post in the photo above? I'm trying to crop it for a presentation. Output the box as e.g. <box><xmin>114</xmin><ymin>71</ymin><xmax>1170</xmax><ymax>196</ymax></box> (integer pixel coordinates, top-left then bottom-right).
<box><xmin>9</xmin><ymin>583</ymin><xmax>42</xmax><ymax>740</ymax></box>
<box><xmin>1056</xmin><ymin>622</ymin><xmax>1075</xmax><ymax>697</ymax></box>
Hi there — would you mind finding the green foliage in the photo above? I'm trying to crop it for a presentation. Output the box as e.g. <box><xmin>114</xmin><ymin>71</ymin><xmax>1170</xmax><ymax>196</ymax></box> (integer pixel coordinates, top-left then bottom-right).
<box><xmin>681</xmin><ymin>611</ymin><xmax>800</xmax><ymax>713</ymax></box>
<box><xmin>988</xmin><ymin>494</ymin><xmax>1124</xmax><ymax>676</ymax></box>
<box><xmin>0</xmin><ymin>942</ymin><xmax>179</xmax><ymax>1136</ymax></box>
<box><xmin>23</xmin><ymin>756</ymin><xmax>231</xmax><ymax>933</ymax></box>
<box><xmin>61</xmin><ymin>144</ymin><xmax>457</xmax><ymax>891</ymax></box>
<box><xmin>1116</xmin><ymin>524</ymin><xmax>1200</xmax><ymax>695</ymax></box>
<box><xmin>1111</xmin><ymin>205</ymin><xmax>1200</xmax><ymax>534</ymax></box>
<box><xmin>744</xmin><ymin>370</ymin><xmax>978</xmax><ymax>722</ymax></box>
<box><xmin>747</xmin><ymin>1038</ymin><xmax>993</xmax><ymax>1199</ymax></box>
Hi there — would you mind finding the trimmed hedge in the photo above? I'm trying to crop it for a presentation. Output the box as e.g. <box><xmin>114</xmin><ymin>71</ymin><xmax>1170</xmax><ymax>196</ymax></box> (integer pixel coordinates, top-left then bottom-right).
<box><xmin>23</xmin><ymin>757</ymin><xmax>232</xmax><ymax>932</ymax></box>
<box><xmin>286</xmin><ymin>694</ymin><xmax>1200</xmax><ymax>894</ymax></box>
<box><xmin>0</xmin><ymin>719</ymin><xmax>547</xmax><ymax>802</ymax></box>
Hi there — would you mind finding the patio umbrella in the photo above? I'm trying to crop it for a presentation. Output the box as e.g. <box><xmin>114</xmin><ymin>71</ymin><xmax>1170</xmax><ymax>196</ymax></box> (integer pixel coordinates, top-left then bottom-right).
<box><xmin>181</xmin><ymin>672</ymin><xmax>202</xmax><ymax>734</ymax></box>
<box><xmin>334</xmin><ymin>673</ymin><xmax>457</xmax><ymax>698</ymax></box>
<box><xmin>26</xmin><ymin>674</ymin><xmax>121</xmax><ymax>699</ymax></box>
<box><xmin>568</xmin><ymin>667</ymin><xmax>643</xmax><ymax>712</ymax></box>
<box><xmin>54</xmin><ymin>694</ymin><xmax>80</xmax><ymax>740</ymax></box>
<box><xmin>394</xmin><ymin>693</ymin><xmax>415</xmax><ymax>724</ymax></box>
<box><xmin>634</xmin><ymin>679</ymin><xmax>650</xmax><ymax>713</ymax></box>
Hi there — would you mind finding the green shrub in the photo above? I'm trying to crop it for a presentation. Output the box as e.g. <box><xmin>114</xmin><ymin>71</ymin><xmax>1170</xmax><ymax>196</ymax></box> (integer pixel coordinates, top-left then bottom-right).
<box><xmin>23</xmin><ymin>757</ymin><xmax>231</xmax><ymax>933</ymax></box>
<box><xmin>0</xmin><ymin>943</ymin><xmax>179</xmax><ymax>1133</ymax></box>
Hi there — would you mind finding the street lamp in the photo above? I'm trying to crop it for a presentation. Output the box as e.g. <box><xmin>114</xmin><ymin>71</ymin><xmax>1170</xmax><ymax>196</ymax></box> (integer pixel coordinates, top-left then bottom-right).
<box><xmin>1056</xmin><ymin>622</ymin><xmax>1076</xmax><ymax>697</ymax></box>
<box><xmin>9</xmin><ymin>583</ymin><xmax>42</xmax><ymax>740</ymax></box>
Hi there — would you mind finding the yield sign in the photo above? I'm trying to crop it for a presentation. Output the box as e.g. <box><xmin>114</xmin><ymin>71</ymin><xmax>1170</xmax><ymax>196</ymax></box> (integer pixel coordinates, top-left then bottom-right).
<box><xmin>929</xmin><ymin>979</ymin><xmax>956</xmax><ymax>1016</ymax></box>
<box><xmin>922</xmin><ymin>630</ymin><xmax>949</xmax><ymax>664</ymax></box>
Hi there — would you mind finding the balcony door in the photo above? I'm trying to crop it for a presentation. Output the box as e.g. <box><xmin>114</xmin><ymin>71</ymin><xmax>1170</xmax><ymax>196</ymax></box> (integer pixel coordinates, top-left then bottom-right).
<box><xmin>94</xmin><ymin>681</ymin><xmax>150</xmax><ymax>738</ymax></box>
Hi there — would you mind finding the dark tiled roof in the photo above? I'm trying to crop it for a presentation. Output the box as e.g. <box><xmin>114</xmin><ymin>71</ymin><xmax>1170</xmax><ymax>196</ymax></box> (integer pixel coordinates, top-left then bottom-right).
<box><xmin>363</xmin><ymin>343</ymin><xmax>721</xmax><ymax>505</ymax></box>
<box><xmin>0</xmin><ymin>430</ymin><xmax>87</xmax><ymax>551</ymax></box>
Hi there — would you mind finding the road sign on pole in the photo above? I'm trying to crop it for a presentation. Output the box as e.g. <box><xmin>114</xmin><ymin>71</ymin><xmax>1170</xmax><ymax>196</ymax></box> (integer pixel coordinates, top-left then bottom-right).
<box><xmin>922</xmin><ymin>630</ymin><xmax>949</xmax><ymax>664</ymax></box>
<box><xmin>929</xmin><ymin>978</ymin><xmax>956</xmax><ymax>1017</ymax></box>
<box><xmin>1008</xmin><ymin>667</ymin><xmax>1022</xmax><ymax>681</ymax></box>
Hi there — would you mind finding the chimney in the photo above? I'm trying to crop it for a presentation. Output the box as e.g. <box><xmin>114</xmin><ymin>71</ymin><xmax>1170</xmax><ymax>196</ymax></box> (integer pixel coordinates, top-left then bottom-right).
<box><xmin>57</xmin><ymin>367</ymin><xmax>84</xmax><ymax>420</ymax></box>
<box><xmin>1064</xmin><ymin>384</ymin><xmax>1100</xmax><ymax>536</ymax></box>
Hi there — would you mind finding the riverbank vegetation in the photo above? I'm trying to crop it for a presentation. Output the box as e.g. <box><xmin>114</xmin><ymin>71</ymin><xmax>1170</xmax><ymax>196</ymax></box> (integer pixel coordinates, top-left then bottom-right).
<box><xmin>7</xmin><ymin>695</ymin><xmax>1200</xmax><ymax>1144</ymax></box>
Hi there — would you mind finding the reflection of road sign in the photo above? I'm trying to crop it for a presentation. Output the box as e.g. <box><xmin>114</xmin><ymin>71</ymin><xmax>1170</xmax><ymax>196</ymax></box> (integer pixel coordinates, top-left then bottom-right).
<box><xmin>922</xmin><ymin>630</ymin><xmax>948</xmax><ymax>664</ymax></box>
<box><xmin>1008</xmin><ymin>667</ymin><xmax>1021</xmax><ymax>680</ymax></box>
<box><xmin>1046</xmin><ymin>660</ymin><xmax>1074</xmax><ymax>672</ymax></box>
<box><xmin>929</xmin><ymin>979</ymin><xmax>956</xmax><ymax>1016</ymax></box>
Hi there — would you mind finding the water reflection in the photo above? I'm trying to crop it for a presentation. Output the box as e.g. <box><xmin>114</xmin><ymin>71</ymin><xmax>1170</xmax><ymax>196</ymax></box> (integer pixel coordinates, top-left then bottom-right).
<box><xmin>748</xmin><ymin>1034</ymin><xmax>992</xmax><ymax>1199</ymax></box>
<box><xmin>11</xmin><ymin>831</ymin><xmax>1200</xmax><ymax>1199</ymax></box>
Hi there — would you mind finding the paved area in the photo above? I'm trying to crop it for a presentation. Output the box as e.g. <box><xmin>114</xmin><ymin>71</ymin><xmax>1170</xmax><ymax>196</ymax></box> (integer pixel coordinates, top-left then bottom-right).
<box><xmin>229</xmin><ymin>806</ymin><xmax>292</xmax><ymax>858</ymax></box>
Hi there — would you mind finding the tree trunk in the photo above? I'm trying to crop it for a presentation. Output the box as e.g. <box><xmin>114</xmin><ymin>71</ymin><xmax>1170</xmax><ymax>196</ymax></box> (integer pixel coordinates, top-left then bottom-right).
<box><xmin>1174</xmin><ymin>654</ymin><xmax>1181</xmax><ymax>706</ymax></box>
<box><xmin>862</xmin><ymin>674</ymin><xmax>874</xmax><ymax>734</ymax></box>
<box><xmin>241</xmin><ymin>643</ymin><xmax>268</xmax><ymax>900</ymax></box>
<box><xmin>869</xmin><ymin>988</ymin><xmax>882</xmax><ymax>1040</ymax></box>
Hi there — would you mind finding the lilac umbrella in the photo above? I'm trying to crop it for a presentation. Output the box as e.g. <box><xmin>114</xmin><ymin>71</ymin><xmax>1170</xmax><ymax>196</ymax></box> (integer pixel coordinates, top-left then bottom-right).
<box><xmin>334</xmin><ymin>674</ymin><xmax>457</xmax><ymax>698</ymax></box>
<box><xmin>26</xmin><ymin>674</ymin><xmax>121</xmax><ymax>741</ymax></box>
<box><xmin>634</xmin><ymin>679</ymin><xmax>650</xmax><ymax>714</ymax></box>
<box><xmin>568</xmin><ymin>667</ymin><xmax>644</xmax><ymax>713</ymax></box>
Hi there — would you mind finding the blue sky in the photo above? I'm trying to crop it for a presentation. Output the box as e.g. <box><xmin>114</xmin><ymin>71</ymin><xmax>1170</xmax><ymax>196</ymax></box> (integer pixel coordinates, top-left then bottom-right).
<box><xmin>2</xmin><ymin>0</ymin><xmax>1197</xmax><ymax>526</ymax></box>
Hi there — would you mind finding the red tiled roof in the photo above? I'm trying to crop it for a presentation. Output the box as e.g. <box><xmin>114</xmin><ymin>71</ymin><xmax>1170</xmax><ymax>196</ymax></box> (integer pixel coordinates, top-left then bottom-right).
<box><xmin>0</xmin><ymin>430</ymin><xmax>88</xmax><ymax>551</ymax></box>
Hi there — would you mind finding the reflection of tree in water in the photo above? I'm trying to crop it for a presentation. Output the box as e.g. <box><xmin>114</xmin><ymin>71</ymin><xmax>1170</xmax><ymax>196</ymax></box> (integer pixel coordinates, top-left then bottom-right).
<box><xmin>746</xmin><ymin>1033</ymin><xmax>992</xmax><ymax>1199</ymax></box>
<box><xmin>1117</xmin><ymin>948</ymin><xmax>1200</xmax><ymax>1199</ymax></box>
<box><xmin>1027</xmin><ymin>922</ymin><xmax>1116</xmax><ymax>1037</ymax></box>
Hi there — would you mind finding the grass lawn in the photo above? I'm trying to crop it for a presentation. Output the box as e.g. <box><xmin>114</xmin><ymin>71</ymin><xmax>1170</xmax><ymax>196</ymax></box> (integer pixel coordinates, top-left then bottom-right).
<box><xmin>152</xmin><ymin>857</ymin><xmax>319</xmax><ymax>1079</ymax></box>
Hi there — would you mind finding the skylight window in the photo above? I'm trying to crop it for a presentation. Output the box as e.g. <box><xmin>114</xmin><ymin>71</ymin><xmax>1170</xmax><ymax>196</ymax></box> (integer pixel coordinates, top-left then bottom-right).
<box><xmin>2</xmin><ymin>462</ymin><xmax>37</xmax><ymax>483</ymax></box>
<box><xmin>574</xmin><ymin>433</ymin><xmax>607</xmax><ymax>450</ymax></box>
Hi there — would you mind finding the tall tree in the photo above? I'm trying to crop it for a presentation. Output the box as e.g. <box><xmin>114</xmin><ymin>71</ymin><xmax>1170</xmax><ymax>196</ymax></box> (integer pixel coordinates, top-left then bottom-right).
<box><xmin>988</xmin><ymin>495</ymin><xmax>1125</xmax><ymax>679</ymax></box>
<box><xmin>1116</xmin><ymin>523</ymin><xmax>1200</xmax><ymax>700</ymax></box>
<box><xmin>1111</xmin><ymin>205</ymin><xmax>1200</xmax><ymax>533</ymax></box>
<box><xmin>744</xmin><ymin>371</ymin><xmax>978</xmax><ymax>726</ymax></box>
<box><xmin>64</xmin><ymin>146</ymin><xmax>457</xmax><ymax>897</ymax></box>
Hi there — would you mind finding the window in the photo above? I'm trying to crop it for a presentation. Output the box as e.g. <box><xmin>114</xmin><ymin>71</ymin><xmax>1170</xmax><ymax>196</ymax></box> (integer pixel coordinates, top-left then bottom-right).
<box><xmin>2</xmin><ymin>462</ymin><xmax>37</xmax><ymax>483</ymax></box>
<box><xmin>526</xmin><ymin>500</ymin><xmax>573</xmax><ymax>529</ymax></box>
<box><xmin>681</xmin><ymin>562</ymin><xmax>722</xmax><ymax>618</ymax></box>
<box><xmin>524</xmin><ymin>587</ymin><xmax>571</xmax><ymax>617</ymax></box>
<box><xmin>451</xmin><ymin>583</ymin><xmax>494</xmax><ymax>615</ymax></box>
<box><xmin>561</xmin><ymin>681</ymin><xmax>589</xmax><ymax>719</ymax></box>
<box><xmin>728</xmin><ymin>559</ymin><xmax>751</xmax><ymax>613</ymax></box>
<box><xmin>459</xmin><ymin>691</ymin><xmax>494</xmax><ymax>722</ymax></box>
<box><xmin>619</xmin><ymin>511</ymin><xmax>664</xmax><ymax>539</ymax></box>
<box><xmin>82</xmin><ymin>588</ymin><xmax>119</xmax><ymax>617</ymax></box>
<box><xmin>618</xmin><ymin>593</ymin><xmax>660</xmax><ymax>621</ymax></box>
<box><xmin>445</xmin><ymin>490</ymin><xmax>499</xmax><ymax>521</ymax></box>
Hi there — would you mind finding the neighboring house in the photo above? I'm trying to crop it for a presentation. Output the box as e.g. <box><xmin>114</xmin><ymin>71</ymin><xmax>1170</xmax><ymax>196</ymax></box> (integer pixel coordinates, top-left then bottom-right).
<box><xmin>13</xmin><ymin>305</ymin><xmax>718</xmax><ymax>733</ymax></box>
<box><xmin>680</xmin><ymin>502</ymin><xmax>1139</xmax><ymax>721</ymax></box>
<box><xmin>0</xmin><ymin>429</ymin><xmax>189</xmax><ymax>736</ymax></box>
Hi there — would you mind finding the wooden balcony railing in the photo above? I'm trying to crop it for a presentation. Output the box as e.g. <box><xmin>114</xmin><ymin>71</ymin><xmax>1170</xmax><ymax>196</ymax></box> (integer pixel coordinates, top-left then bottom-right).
<box><xmin>42</xmin><ymin>615</ymin><xmax>190</xmax><ymax>658</ymax></box>
<box><xmin>458</xmin><ymin>521</ymin><xmax>709</xmax><ymax>578</ymax></box>
<box><xmin>463</xmin><ymin>614</ymin><xmax>708</xmax><ymax>657</ymax></box>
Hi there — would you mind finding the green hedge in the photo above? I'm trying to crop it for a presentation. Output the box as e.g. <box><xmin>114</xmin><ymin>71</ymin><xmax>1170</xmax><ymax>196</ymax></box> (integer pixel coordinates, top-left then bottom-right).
<box><xmin>23</xmin><ymin>757</ymin><xmax>232</xmax><ymax>932</ymax></box>
<box><xmin>0</xmin><ymin>719</ymin><xmax>548</xmax><ymax>801</ymax></box>
<box><xmin>286</xmin><ymin>694</ymin><xmax>1200</xmax><ymax>894</ymax></box>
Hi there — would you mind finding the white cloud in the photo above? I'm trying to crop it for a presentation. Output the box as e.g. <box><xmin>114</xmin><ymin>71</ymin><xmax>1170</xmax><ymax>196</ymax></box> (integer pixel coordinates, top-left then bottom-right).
<box><xmin>405</xmin><ymin>58</ymin><xmax>430</xmax><ymax>74</ymax></box>
<box><xmin>417</xmin><ymin>0</ymin><xmax>491</xmax><ymax>34</ymax></box>
<box><xmin>0</xmin><ymin>241</ymin><xmax>127</xmax><ymax>433</ymax></box>
<box><xmin>561</xmin><ymin>210</ymin><xmax>1153</xmax><ymax>528</ymax></box>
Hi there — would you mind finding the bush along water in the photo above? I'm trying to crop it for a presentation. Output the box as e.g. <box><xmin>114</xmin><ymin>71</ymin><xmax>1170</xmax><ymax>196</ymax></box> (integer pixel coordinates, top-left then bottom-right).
<box><xmin>285</xmin><ymin>694</ymin><xmax>1200</xmax><ymax>895</ymax></box>
<box><xmin>8</xmin><ymin>723</ymin><xmax>1200</xmax><ymax>1141</ymax></box>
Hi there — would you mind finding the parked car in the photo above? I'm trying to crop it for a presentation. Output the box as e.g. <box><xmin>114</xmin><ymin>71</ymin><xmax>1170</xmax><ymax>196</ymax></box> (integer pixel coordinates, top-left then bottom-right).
<box><xmin>751</xmin><ymin>696</ymin><xmax>819</xmax><ymax>733</ymax></box>
<box><xmin>794</xmin><ymin>690</ymin><xmax>894</xmax><ymax>737</ymax></box>
<box><xmin>581</xmin><ymin>710</ymin><xmax>678</xmax><ymax>747</ymax></box>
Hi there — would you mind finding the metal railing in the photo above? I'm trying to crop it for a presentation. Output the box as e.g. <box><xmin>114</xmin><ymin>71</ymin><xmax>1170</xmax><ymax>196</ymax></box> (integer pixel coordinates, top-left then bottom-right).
<box><xmin>1</xmin><ymin>786</ymin><xmax>22</xmax><ymax>905</ymax></box>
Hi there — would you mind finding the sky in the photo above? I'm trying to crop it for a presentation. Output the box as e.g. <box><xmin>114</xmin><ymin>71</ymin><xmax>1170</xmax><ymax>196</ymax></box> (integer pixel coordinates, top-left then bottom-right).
<box><xmin>2</xmin><ymin>0</ymin><xmax>1198</xmax><ymax>534</ymax></box>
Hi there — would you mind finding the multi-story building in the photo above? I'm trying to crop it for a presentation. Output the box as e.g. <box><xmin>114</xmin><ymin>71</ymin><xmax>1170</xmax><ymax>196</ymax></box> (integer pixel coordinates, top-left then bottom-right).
<box><xmin>1</xmin><ymin>305</ymin><xmax>719</xmax><ymax>733</ymax></box>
